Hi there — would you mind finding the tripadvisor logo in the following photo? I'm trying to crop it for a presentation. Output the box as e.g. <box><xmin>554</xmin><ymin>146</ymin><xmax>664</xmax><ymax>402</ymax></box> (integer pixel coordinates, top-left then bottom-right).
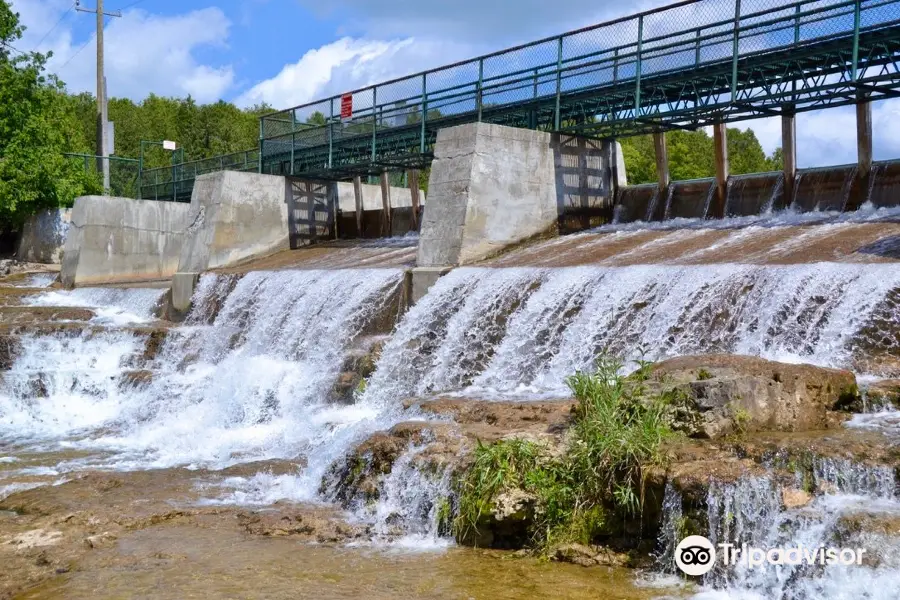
<box><xmin>675</xmin><ymin>535</ymin><xmax>717</xmax><ymax>576</ymax></box>
<box><xmin>674</xmin><ymin>535</ymin><xmax>868</xmax><ymax>576</ymax></box>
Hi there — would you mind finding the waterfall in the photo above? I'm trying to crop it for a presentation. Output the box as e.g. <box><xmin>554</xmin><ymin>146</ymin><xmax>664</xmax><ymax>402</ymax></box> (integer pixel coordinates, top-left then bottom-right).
<box><xmin>0</xmin><ymin>269</ymin><xmax>405</xmax><ymax>483</ymax></box>
<box><xmin>692</xmin><ymin>463</ymin><xmax>900</xmax><ymax>599</ymax></box>
<box><xmin>364</xmin><ymin>263</ymin><xmax>900</xmax><ymax>404</ymax></box>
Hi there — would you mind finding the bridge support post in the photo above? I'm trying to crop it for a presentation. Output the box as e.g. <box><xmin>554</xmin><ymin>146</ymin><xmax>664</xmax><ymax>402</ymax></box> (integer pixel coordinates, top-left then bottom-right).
<box><xmin>782</xmin><ymin>110</ymin><xmax>797</xmax><ymax>208</ymax></box>
<box><xmin>353</xmin><ymin>176</ymin><xmax>364</xmax><ymax>237</ymax></box>
<box><xmin>851</xmin><ymin>98</ymin><xmax>873</xmax><ymax>211</ymax></box>
<box><xmin>407</xmin><ymin>169</ymin><xmax>420</xmax><ymax>231</ymax></box>
<box><xmin>713</xmin><ymin>122</ymin><xmax>729</xmax><ymax>218</ymax></box>
<box><xmin>380</xmin><ymin>171</ymin><xmax>393</xmax><ymax>237</ymax></box>
<box><xmin>653</xmin><ymin>132</ymin><xmax>669</xmax><ymax>194</ymax></box>
<box><xmin>857</xmin><ymin>98</ymin><xmax>873</xmax><ymax>178</ymax></box>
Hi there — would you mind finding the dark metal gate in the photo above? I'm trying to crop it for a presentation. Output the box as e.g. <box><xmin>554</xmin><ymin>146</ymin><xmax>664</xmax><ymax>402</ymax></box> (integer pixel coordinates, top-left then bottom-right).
<box><xmin>286</xmin><ymin>177</ymin><xmax>336</xmax><ymax>249</ymax></box>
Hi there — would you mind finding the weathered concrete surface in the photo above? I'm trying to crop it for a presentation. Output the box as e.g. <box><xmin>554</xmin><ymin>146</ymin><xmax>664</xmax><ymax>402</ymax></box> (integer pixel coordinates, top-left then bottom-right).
<box><xmin>60</xmin><ymin>196</ymin><xmax>190</xmax><ymax>288</ymax></box>
<box><xmin>410</xmin><ymin>267</ymin><xmax>452</xmax><ymax>303</ymax></box>
<box><xmin>171</xmin><ymin>272</ymin><xmax>200</xmax><ymax>314</ymax></box>
<box><xmin>16</xmin><ymin>208</ymin><xmax>71</xmax><ymax>264</ymax></box>
<box><xmin>417</xmin><ymin>122</ymin><xmax>623</xmax><ymax>268</ymax></box>
<box><xmin>178</xmin><ymin>171</ymin><xmax>288</xmax><ymax>273</ymax></box>
<box><xmin>333</xmin><ymin>181</ymin><xmax>425</xmax><ymax>212</ymax></box>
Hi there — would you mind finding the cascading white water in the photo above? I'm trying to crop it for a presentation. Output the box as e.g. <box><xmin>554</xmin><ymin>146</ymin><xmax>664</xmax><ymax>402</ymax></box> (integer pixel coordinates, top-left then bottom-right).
<box><xmin>683</xmin><ymin>460</ymin><xmax>900</xmax><ymax>599</ymax></box>
<box><xmin>363</xmin><ymin>263</ymin><xmax>900</xmax><ymax>404</ymax></box>
<box><xmin>0</xmin><ymin>270</ymin><xmax>405</xmax><ymax>485</ymax></box>
<box><xmin>350</xmin><ymin>443</ymin><xmax>453</xmax><ymax>549</ymax></box>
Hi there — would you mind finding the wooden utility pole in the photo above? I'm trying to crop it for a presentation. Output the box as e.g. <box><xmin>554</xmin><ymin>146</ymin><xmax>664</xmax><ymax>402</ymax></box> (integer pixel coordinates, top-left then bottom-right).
<box><xmin>76</xmin><ymin>0</ymin><xmax>121</xmax><ymax>194</ymax></box>
<box><xmin>652</xmin><ymin>132</ymin><xmax>669</xmax><ymax>193</ymax></box>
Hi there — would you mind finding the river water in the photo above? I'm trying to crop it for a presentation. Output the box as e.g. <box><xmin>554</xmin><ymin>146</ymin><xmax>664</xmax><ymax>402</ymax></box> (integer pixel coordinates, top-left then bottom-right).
<box><xmin>2</xmin><ymin>207</ymin><xmax>900</xmax><ymax>598</ymax></box>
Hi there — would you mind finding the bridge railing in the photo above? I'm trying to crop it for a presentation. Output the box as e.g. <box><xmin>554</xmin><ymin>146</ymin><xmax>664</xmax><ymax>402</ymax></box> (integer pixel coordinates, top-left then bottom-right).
<box><xmin>259</xmin><ymin>0</ymin><xmax>900</xmax><ymax>175</ymax></box>
<box><xmin>139</xmin><ymin>148</ymin><xmax>259</xmax><ymax>202</ymax></box>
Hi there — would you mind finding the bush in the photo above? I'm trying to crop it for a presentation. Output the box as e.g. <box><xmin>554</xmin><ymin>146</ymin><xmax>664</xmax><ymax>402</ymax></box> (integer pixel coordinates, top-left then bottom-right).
<box><xmin>454</xmin><ymin>357</ymin><xmax>679</xmax><ymax>551</ymax></box>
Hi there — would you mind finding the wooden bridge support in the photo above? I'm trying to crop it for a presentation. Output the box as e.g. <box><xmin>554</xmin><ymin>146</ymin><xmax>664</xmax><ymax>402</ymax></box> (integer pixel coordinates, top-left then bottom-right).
<box><xmin>380</xmin><ymin>171</ymin><xmax>393</xmax><ymax>236</ymax></box>
<box><xmin>782</xmin><ymin>110</ymin><xmax>797</xmax><ymax>208</ymax></box>
<box><xmin>653</xmin><ymin>132</ymin><xmax>670</xmax><ymax>194</ymax></box>
<box><xmin>407</xmin><ymin>169</ymin><xmax>421</xmax><ymax>230</ymax></box>
<box><xmin>848</xmin><ymin>98</ymin><xmax>874</xmax><ymax>212</ymax></box>
<box><xmin>713</xmin><ymin>122</ymin><xmax>729</xmax><ymax>218</ymax></box>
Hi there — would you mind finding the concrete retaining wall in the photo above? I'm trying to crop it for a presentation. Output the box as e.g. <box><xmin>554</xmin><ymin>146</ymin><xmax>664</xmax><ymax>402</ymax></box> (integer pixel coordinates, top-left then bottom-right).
<box><xmin>60</xmin><ymin>197</ymin><xmax>190</xmax><ymax>288</ymax></box>
<box><xmin>16</xmin><ymin>208</ymin><xmax>72</xmax><ymax>264</ymax></box>
<box><xmin>178</xmin><ymin>170</ymin><xmax>288</xmax><ymax>273</ymax></box>
<box><xmin>417</xmin><ymin>122</ymin><xmax>624</xmax><ymax>268</ymax></box>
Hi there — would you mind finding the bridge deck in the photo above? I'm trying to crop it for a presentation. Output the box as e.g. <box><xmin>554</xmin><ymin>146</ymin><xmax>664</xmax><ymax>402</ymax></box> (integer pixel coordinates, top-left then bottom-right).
<box><xmin>140</xmin><ymin>0</ymin><xmax>900</xmax><ymax>201</ymax></box>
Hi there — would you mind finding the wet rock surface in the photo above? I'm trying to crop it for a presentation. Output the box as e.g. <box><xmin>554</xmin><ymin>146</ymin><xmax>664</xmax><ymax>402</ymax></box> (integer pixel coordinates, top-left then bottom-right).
<box><xmin>648</xmin><ymin>354</ymin><xmax>858</xmax><ymax>438</ymax></box>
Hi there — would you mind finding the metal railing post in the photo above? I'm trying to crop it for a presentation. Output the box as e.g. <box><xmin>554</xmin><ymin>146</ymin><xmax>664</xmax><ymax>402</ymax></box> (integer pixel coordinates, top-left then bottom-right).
<box><xmin>852</xmin><ymin>0</ymin><xmax>861</xmax><ymax>81</ymax></box>
<box><xmin>290</xmin><ymin>110</ymin><xmax>296</xmax><ymax>175</ymax></box>
<box><xmin>731</xmin><ymin>0</ymin><xmax>742</xmax><ymax>101</ymax></box>
<box><xmin>477</xmin><ymin>58</ymin><xmax>484</xmax><ymax>122</ymax></box>
<box><xmin>420</xmin><ymin>73</ymin><xmax>427</xmax><ymax>154</ymax></box>
<box><xmin>372</xmin><ymin>87</ymin><xmax>378</xmax><ymax>163</ymax></box>
<box><xmin>555</xmin><ymin>36</ymin><xmax>563</xmax><ymax>130</ymax></box>
<box><xmin>794</xmin><ymin>4</ymin><xmax>801</xmax><ymax>45</ymax></box>
<box><xmin>635</xmin><ymin>16</ymin><xmax>644</xmax><ymax>118</ymax></box>
<box><xmin>695</xmin><ymin>28</ymin><xmax>701</xmax><ymax>66</ymax></box>
<box><xmin>328</xmin><ymin>98</ymin><xmax>334</xmax><ymax>170</ymax></box>
<box><xmin>613</xmin><ymin>48</ymin><xmax>619</xmax><ymax>83</ymax></box>
<box><xmin>258</xmin><ymin>118</ymin><xmax>264</xmax><ymax>174</ymax></box>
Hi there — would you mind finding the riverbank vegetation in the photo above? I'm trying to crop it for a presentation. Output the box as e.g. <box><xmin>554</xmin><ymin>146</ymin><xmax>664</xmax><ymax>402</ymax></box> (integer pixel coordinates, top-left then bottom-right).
<box><xmin>454</xmin><ymin>358</ymin><xmax>680</xmax><ymax>552</ymax></box>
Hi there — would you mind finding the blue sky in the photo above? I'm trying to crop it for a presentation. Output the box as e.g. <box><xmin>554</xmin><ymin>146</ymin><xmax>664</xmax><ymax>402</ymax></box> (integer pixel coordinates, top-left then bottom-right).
<box><xmin>10</xmin><ymin>0</ymin><xmax>900</xmax><ymax>167</ymax></box>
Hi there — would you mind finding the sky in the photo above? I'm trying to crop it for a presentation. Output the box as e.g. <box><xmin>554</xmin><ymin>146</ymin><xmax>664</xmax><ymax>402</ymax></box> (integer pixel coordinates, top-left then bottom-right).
<box><xmin>9</xmin><ymin>0</ymin><xmax>900</xmax><ymax>168</ymax></box>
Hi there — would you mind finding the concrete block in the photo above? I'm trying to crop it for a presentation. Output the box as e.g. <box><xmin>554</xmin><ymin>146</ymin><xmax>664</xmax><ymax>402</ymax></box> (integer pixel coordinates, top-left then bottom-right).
<box><xmin>178</xmin><ymin>171</ymin><xmax>289</xmax><ymax>273</ymax></box>
<box><xmin>417</xmin><ymin>123</ymin><xmax>621</xmax><ymax>268</ymax></box>
<box><xmin>411</xmin><ymin>266</ymin><xmax>453</xmax><ymax>304</ymax></box>
<box><xmin>60</xmin><ymin>196</ymin><xmax>190</xmax><ymax>288</ymax></box>
<box><xmin>16</xmin><ymin>208</ymin><xmax>71</xmax><ymax>264</ymax></box>
<box><xmin>171</xmin><ymin>272</ymin><xmax>200</xmax><ymax>313</ymax></box>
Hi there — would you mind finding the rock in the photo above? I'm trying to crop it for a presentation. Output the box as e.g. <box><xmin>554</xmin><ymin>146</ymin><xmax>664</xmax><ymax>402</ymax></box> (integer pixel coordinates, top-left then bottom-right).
<box><xmin>864</xmin><ymin>379</ymin><xmax>900</xmax><ymax>410</ymax></box>
<box><xmin>782</xmin><ymin>488</ymin><xmax>813</xmax><ymax>509</ymax></box>
<box><xmin>552</xmin><ymin>543</ymin><xmax>631</xmax><ymax>568</ymax></box>
<box><xmin>649</xmin><ymin>355</ymin><xmax>858</xmax><ymax>438</ymax></box>
<box><xmin>491</xmin><ymin>489</ymin><xmax>535</xmax><ymax>523</ymax></box>
<box><xmin>84</xmin><ymin>532</ymin><xmax>117</xmax><ymax>549</ymax></box>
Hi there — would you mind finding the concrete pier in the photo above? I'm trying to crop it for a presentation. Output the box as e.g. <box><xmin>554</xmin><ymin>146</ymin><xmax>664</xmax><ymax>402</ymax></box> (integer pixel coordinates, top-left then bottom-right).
<box><xmin>782</xmin><ymin>111</ymin><xmax>797</xmax><ymax>208</ymax></box>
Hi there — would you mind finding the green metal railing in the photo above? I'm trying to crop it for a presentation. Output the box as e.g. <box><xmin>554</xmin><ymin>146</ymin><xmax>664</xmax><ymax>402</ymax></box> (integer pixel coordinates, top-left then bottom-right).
<box><xmin>65</xmin><ymin>153</ymin><xmax>141</xmax><ymax>199</ymax></box>
<box><xmin>139</xmin><ymin>148</ymin><xmax>259</xmax><ymax>202</ymax></box>
<box><xmin>83</xmin><ymin>0</ymin><xmax>900</xmax><ymax>200</ymax></box>
<box><xmin>259</xmin><ymin>0</ymin><xmax>900</xmax><ymax>178</ymax></box>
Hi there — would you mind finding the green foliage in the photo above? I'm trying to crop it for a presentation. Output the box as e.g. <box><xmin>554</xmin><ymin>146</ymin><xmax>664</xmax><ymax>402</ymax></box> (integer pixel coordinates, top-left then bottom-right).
<box><xmin>697</xmin><ymin>368</ymin><xmax>714</xmax><ymax>381</ymax></box>
<box><xmin>0</xmin><ymin>1</ymin><xmax>97</xmax><ymax>227</ymax></box>
<box><xmin>455</xmin><ymin>357</ymin><xmax>679</xmax><ymax>551</ymax></box>
<box><xmin>619</xmin><ymin>127</ymin><xmax>783</xmax><ymax>185</ymax></box>
<box><xmin>731</xmin><ymin>405</ymin><xmax>752</xmax><ymax>434</ymax></box>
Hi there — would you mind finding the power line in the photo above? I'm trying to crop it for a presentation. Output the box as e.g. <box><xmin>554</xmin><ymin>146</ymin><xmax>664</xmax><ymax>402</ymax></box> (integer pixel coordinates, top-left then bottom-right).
<box><xmin>0</xmin><ymin>40</ymin><xmax>25</xmax><ymax>56</ymax></box>
<box><xmin>32</xmin><ymin>2</ymin><xmax>76</xmax><ymax>52</ymax></box>
<box><xmin>58</xmin><ymin>14</ymin><xmax>111</xmax><ymax>71</ymax></box>
<box><xmin>117</xmin><ymin>0</ymin><xmax>148</xmax><ymax>11</ymax></box>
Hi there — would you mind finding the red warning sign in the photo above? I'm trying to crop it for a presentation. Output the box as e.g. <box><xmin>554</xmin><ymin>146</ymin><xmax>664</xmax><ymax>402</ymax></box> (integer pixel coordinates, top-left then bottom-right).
<box><xmin>340</xmin><ymin>94</ymin><xmax>353</xmax><ymax>120</ymax></box>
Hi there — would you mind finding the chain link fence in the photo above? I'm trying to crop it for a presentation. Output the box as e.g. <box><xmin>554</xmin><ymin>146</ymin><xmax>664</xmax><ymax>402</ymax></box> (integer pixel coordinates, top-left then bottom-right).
<box><xmin>65</xmin><ymin>154</ymin><xmax>141</xmax><ymax>199</ymax></box>
<box><xmin>260</xmin><ymin>0</ymin><xmax>899</xmax><ymax>176</ymax></box>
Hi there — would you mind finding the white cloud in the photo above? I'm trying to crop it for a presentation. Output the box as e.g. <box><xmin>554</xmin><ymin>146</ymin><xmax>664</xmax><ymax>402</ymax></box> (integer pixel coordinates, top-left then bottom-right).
<box><xmin>235</xmin><ymin>36</ymin><xmax>470</xmax><ymax>109</ymax></box>
<box><xmin>10</xmin><ymin>0</ymin><xmax>235</xmax><ymax>103</ymax></box>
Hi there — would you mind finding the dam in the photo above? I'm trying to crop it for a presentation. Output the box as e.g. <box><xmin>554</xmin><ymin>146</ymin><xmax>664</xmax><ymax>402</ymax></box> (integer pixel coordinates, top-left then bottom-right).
<box><xmin>3</xmin><ymin>0</ymin><xmax>900</xmax><ymax>596</ymax></box>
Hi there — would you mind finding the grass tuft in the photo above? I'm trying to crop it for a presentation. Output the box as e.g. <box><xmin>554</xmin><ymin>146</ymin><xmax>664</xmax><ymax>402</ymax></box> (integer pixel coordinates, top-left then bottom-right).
<box><xmin>454</xmin><ymin>356</ymin><xmax>679</xmax><ymax>551</ymax></box>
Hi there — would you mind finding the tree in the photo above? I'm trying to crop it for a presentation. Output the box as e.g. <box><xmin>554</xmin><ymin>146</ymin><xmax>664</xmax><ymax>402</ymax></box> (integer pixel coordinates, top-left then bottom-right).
<box><xmin>0</xmin><ymin>1</ymin><xmax>98</xmax><ymax>228</ymax></box>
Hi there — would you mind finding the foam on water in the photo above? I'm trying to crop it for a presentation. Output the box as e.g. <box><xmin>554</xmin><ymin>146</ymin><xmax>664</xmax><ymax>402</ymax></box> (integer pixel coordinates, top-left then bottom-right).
<box><xmin>25</xmin><ymin>287</ymin><xmax>166</xmax><ymax>325</ymax></box>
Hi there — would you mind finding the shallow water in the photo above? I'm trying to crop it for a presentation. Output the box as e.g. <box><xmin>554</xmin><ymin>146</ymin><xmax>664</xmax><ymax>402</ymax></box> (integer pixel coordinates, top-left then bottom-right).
<box><xmin>18</xmin><ymin>525</ymin><xmax>688</xmax><ymax>600</ymax></box>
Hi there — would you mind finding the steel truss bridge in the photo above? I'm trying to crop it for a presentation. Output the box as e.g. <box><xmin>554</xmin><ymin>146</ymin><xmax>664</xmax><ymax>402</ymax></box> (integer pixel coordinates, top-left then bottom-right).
<box><xmin>140</xmin><ymin>0</ymin><xmax>900</xmax><ymax>201</ymax></box>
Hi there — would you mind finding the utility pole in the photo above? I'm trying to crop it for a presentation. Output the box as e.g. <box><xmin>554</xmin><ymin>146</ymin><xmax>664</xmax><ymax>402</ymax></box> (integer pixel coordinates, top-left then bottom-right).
<box><xmin>75</xmin><ymin>0</ymin><xmax>121</xmax><ymax>194</ymax></box>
